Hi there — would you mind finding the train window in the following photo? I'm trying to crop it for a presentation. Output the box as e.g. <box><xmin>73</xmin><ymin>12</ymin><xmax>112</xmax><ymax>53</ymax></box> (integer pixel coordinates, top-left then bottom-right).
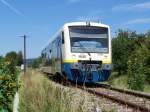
<box><xmin>69</xmin><ymin>26</ymin><xmax>109</xmax><ymax>53</ymax></box>
<box><xmin>62</xmin><ymin>31</ymin><xmax>64</xmax><ymax>44</ymax></box>
<box><xmin>41</xmin><ymin>53</ymin><xmax>44</xmax><ymax>58</ymax></box>
<box><xmin>49</xmin><ymin>50</ymin><xmax>51</xmax><ymax>53</ymax></box>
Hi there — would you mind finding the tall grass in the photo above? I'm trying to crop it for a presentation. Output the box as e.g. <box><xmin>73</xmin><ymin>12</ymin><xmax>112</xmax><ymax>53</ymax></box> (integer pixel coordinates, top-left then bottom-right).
<box><xmin>107</xmin><ymin>72</ymin><xmax>150</xmax><ymax>93</ymax></box>
<box><xmin>19</xmin><ymin>70</ymin><xmax>117</xmax><ymax>112</ymax></box>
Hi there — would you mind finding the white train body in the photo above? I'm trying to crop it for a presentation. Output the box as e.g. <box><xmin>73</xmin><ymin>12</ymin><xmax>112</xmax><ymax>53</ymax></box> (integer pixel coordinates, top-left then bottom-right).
<box><xmin>42</xmin><ymin>22</ymin><xmax>112</xmax><ymax>83</ymax></box>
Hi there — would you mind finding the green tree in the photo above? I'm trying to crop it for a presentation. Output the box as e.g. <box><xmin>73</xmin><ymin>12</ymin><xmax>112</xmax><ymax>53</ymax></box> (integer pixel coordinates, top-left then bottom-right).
<box><xmin>144</xmin><ymin>30</ymin><xmax>150</xmax><ymax>83</ymax></box>
<box><xmin>0</xmin><ymin>56</ymin><xmax>4</xmax><ymax>61</ymax></box>
<box><xmin>5</xmin><ymin>51</ymin><xmax>19</xmax><ymax>74</ymax></box>
<box><xmin>127</xmin><ymin>45</ymin><xmax>148</xmax><ymax>91</ymax></box>
<box><xmin>112</xmin><ymin>30</ymin><xmax>130</xmax><ymax>74</ymax></box>
<box><xmin>32</xmin><ymin>57</ymin><xmax>42</xmax><ymax>68</ymax></box>
<box><xmin>5</xmin><ymin>51</ymin><xmax>17</xmax><ymax>65</ymax></box>
<box><xmin>16</xmin><ymin>51</ymin><xmax>23</xmax><ymax>66</ymax></box>
<box><xmin>146</xmin><ymin>30</ymin><xmax>150</xmax><ymax>38</ymax></box>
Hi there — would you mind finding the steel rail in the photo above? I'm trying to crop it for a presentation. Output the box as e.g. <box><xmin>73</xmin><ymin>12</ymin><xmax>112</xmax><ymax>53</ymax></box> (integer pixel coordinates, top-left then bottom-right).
<box><xmin>95</xmin><ymin>83</ymin><xmax>150</xmax><ymax>100</ymax></box>
<box><xmin>85</xmin><ymin>88</ymin><xmax>150</xmax><ymax>112</ymax></box>
<box><xmin>43</xmin><ymin>71</ymin><xmax>150</xmax><ymax>111</ymax></box>
<box><xmin>109</xmin><ymin>87</ymin><xmax>150</xmax><ymax>100</ymax></box>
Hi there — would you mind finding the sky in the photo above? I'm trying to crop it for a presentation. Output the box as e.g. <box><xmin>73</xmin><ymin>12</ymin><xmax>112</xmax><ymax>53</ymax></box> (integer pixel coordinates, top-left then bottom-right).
<box><xmin>0</xmin><ymin>0</ymin><xmax>150</xmax><ymax>58</ymax></box>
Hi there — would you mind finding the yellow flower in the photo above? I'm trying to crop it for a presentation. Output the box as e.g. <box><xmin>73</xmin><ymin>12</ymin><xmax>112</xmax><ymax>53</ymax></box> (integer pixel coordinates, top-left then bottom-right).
<box><xmin>5</xmin><ymin>61</ymin><xmax>10</xmax><ymax>65</ymax></box>
<box><xmin>8</xmin><ymin>83</ymin><xmax>14</xmax><ymax>88</ymax></box>
<box><xmin>7</xmin><ymin>92</ymin><xmax>13</xmax><ymax>96</ymax></box>
<box><xmin>0</xmin><ymin>76</ymin><xmax>3</xmax><ymax>80</ymax></box>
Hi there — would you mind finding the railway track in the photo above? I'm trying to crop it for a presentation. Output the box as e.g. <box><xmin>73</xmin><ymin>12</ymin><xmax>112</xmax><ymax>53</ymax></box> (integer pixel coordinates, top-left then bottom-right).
<box><xmin>79</xmin><ymin>84</ymin><xmax>150</xmax><ymax>112</ymax></box>
<box><xmin>43</xmin><ymin>72</ymin><xmax>150</xmax><ymax>112</ymax></box>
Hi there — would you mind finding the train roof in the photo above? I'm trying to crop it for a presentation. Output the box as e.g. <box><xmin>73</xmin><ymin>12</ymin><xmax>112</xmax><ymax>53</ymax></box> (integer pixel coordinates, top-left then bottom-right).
<box><xmin>64</xmin><ymin>22</ymin><xmax>110</xmax><ymax>28</ymax></box>
<box><xmin>42</xmin><ymin>22</ymin><xmax>110</xmax><ymax>51</ymax></box>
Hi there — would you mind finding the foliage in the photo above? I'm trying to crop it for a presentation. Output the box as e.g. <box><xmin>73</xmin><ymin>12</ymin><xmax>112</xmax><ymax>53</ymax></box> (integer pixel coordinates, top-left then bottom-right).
<box><xmin>16</xmin><ymin>51</ymin><xmax>23</xmax><ymax>66</ymax></box>
<box><xmin>0</xmin><ymin>58</ymin><xmax>20</xmax><ymax>111</ymax></box>
<box><xmin>31</xmin><ymin>57</ymin><xmax>42</xmax><ymax>68</ymax></box>
<box><xmin>144</xmin><ymin>32</ymin><xmax>150</xmax><ymax>83</ymax></box>
<box><xmin>5</xmin><ymin>51</ymin><xmax>18</xmax><ymax>66</ymax></box>
<box><xmin>112</xmin><ymin>30</ymin><xmax>131</xmax><ymax>74</ymax></box>
<box><xmin>0</xmin><ymin>56</ymin><xmax>3</xmax><ymax>60</ymax></box>
<box><xmin>108</xmin><ymin>72</ymin><xmax>128</xmax><ymax>89</ymax></box>
<box><xmin>112</xmin><ymin>30</ymin><xmax>149</xmax><ymax>71</ymax></box>
<box><xmin>19</xmin><ymin>70</ymin><xmax>118</xmax><ymax>112</ymax></box>
<box><xmin>5</xmin><ymin>51</ymin><xmax>23</xmax><ymax>66</ymax></box>
<box><xmin>112</xmin><ymin>29</ymin><xmax>150</xmax><ymax>90</ymax></box>
<box><xmin>127</xmin><ymin>45</ymin><xmax>148</xmax><ymax>91</ymax></box>
<box><xmin>107</xmin><ymin>72</ymin><xmax>150</xmax><ymax>93</ymax></box>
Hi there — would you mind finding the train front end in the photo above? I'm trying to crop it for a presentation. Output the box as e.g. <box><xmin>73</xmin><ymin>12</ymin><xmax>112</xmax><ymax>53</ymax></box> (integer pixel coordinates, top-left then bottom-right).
<box><xmin>63</xmin><ymin>22</ymin><xmax>112</xmax><ymax>83</ymax></box>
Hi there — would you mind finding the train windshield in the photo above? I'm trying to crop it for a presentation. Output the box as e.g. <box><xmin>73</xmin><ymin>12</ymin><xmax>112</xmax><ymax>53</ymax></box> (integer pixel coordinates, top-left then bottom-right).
<box><xmin>69</xmin><ymin>26</ymin><xmax>109</xmax><ymax>53</ymax></box>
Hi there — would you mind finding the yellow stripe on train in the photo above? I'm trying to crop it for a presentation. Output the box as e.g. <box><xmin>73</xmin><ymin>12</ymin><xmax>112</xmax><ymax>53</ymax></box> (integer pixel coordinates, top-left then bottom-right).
<box><xmin>63</xmin><ymin>60</ymin><xmax>112</xmax><ymax>64</ymax></box>
<box><xmin>63</xmin><ymin>60</ymin><xmax>78</xmax><ymax>63</ymax></box>
<box><xmin>103</xmin><ymin>60</ymin><xmax>112</xmax><ymax>64</ymax></box>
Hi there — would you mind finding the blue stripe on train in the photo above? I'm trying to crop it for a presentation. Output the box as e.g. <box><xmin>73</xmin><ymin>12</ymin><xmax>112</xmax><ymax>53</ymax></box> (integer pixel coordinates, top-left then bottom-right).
<box><xmin>63</xmin><ymin>63</ymin><xmax>111</xmax><ymax>83</ymax></box>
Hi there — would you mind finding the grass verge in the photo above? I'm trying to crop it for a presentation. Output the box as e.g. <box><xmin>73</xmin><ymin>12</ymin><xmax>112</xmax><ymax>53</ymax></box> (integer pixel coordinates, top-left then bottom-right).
<box><xmin>107</xmin><ymin>72</ymin><xmax>150</xmax><ymax>93</ymax></box>
<box><xmin>19</xmin><ymin>70</ymin><xmax>118</xmax><ymax>112</ymax></box>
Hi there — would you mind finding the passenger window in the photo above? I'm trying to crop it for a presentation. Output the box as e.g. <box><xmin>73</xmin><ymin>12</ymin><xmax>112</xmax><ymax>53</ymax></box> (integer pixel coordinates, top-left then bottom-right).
<box><xmin>62</xmin><ymin>32</ymin><xmax>64</xmax><ymax>44</ymax></box>
<box><xmin>41</xmin><ymin>53</ymin><xmax>44</xmax><ymax>58</ymax></box>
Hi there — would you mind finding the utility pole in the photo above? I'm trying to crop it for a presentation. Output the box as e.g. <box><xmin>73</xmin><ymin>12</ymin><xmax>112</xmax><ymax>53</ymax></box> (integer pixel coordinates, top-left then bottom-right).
<box><xmin>20</xmin><ymin>35</ymin><xmax>27</xmax><ymax>74</ymax></box>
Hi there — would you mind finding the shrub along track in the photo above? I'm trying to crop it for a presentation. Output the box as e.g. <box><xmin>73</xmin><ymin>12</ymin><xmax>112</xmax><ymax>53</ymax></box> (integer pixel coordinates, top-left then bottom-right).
<box><xmin>44</xmin><ymin>72</ymin><xmax>150</xmax><ymax>112</ymax></box>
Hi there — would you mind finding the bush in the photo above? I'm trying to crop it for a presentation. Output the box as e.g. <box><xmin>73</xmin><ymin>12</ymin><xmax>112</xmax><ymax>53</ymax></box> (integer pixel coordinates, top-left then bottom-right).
<box><xmin>0</xmin><ymin>59</ymin><xmax>19</xmax><ymax>111</ymax></box>
<box><xmin>127</xmin><ymin>46</ymin><xmax>148</xmax><ymax>91</ymax></box>
<box><xmin>31</xmin><ymin>57</ymin><xmax>42</xmax><ymax>68</ymax></box>
<box><xmin>145</xmin><ymin>33</ymin><xmax>150</xmax><ymax>84</ymax></box>
<box><xmin>112</xmin><ymin>30</ymin><xmax>129</xmax><ymax>74</ymax></box>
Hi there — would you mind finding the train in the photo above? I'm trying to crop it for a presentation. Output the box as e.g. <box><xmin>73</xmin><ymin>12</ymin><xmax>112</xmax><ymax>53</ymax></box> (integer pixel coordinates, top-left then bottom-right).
<box><xmin>41</xmin><ymin>22</ymin><xmax>112</xmax><ymax>83</ymax></box>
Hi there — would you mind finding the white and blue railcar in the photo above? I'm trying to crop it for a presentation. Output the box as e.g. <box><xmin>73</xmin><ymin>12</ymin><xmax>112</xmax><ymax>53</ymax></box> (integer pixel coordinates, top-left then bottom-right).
<box><xmin>42</xmin><ymin>22</ymin><xmax>112</xmax><ymax>83</ymax></box>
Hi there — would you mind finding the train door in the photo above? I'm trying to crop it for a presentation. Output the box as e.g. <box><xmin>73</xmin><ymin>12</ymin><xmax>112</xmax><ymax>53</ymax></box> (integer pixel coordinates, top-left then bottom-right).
<box><xmin>61</xmin><ymin>31</ymin><xmax>65</xmax><ymax>73</ymax></box>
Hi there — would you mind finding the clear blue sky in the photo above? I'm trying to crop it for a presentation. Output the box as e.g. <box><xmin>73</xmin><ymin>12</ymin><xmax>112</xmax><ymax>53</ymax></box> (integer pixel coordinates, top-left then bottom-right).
<box><xmin>0</xmin><ymin>0</ymin><xmax>150</xmax><ymax>58</ymax></box>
